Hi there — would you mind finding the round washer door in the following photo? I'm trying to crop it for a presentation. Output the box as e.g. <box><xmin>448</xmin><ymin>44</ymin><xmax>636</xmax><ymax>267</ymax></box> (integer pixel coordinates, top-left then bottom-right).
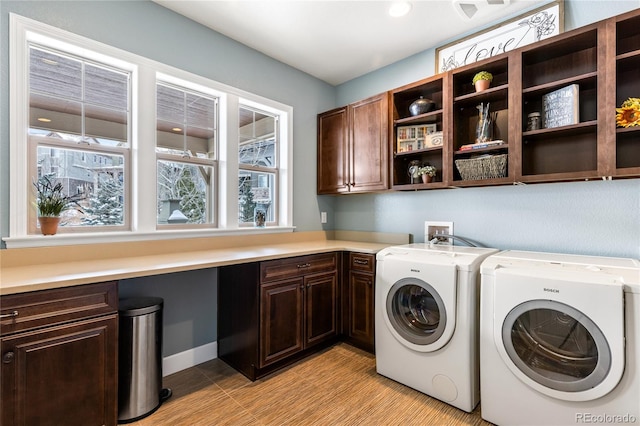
<box><xmin>384</xmin><ymin>277</ymin><xmax>455</xmax><ymax>352</ymax></box>
<box><xmin>503</xmin><ymin>300</ymin><xmax>611</xmax><ymax>393</ymax></box>
<box><xmin>492</xmin><ymin>267</ymin><xmax>625</xmax><ymax>402</ymax></box>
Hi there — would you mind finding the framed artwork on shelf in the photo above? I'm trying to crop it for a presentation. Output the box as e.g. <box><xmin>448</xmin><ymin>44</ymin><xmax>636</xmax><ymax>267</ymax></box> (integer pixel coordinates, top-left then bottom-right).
<box><xmin>541</xmin><ymin>84</ymin><xmax>579</xmax><ymax>128</ymax></box>
<box><xmin>425</xmin><ymin>131</ymin><xmax>444</xmax><ymax>148</ymax></box>
<box><xmin>397</xmin><ymin>124</ymin><xmax>437</xmax><ymax>152</ymax></box>
<box><xmin>435</xmin><ymin>0</ymin><xmax>564</xmax><ymax>73</ymax></box>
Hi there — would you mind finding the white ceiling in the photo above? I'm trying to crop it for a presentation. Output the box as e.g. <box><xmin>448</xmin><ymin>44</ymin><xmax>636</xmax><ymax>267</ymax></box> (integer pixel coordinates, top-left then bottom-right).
<box><xmin>154</xmin><ymin>0</ymin><xmax>548</xmax><ymax>85</ymax></box>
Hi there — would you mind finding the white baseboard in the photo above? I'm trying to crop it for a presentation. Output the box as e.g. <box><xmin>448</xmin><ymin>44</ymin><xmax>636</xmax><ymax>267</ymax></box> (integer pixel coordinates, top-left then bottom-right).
<box><xmin>162</xmin><ymin>341</ymin><xmax>218</xmax><ymax>377</ymax></box>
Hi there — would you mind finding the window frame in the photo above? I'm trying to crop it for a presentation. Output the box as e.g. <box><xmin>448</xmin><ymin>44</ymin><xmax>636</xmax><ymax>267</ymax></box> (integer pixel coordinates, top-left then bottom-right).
<box><xmin>6</xmin><ymin>13</ymin><xmax>294</xmax><ymax>249</ymax></box>
<box><xmin>238</xmin><ymin>104</ymin><xmax>280</xmax><ymax>227</ymax></box>
<box><xmin>27</xmin><ymin>42</ymin><xmax>132</xmax><ymax>234</ymax></box>
<box><xmin>155</xmin><ymin>78</ymin><xmax>220</xmax><ymax>229</ymax></box>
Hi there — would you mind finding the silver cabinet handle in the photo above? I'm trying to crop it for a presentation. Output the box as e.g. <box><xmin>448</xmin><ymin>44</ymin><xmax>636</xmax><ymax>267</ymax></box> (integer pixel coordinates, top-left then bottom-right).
<box><xmin>297</xmin><ymin>263</ymin><xmax>311</xmax><ymax>269</ymax></box>
<box><xmin>354</xmin><ymin>258</ymin><xmax>369</xmax><ymax>265</ymax></box>
<box><xmin>0</xmin><ymin>311</ymin><xmax>18</xmax><ymax>319</ymax></box>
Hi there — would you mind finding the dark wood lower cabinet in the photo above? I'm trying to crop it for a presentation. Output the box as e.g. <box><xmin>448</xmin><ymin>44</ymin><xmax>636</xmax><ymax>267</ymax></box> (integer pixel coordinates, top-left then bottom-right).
<box><xmin>219</xmin><ymin>253</ymin><xmax>339</xmax><ymax>380</ymax></box>
<box><xmin>343</xmin><ymin>252</ymin><xmax>376</xmax><ymax>353</ymax></box>
<box><xmin>260</xmin><ymin>278</ymin><xmax>304</xmax><ymax>367</ymax></box>
<box><xmin>0</xmin><ymin>282</ymin><xmax>118</xmax><ymax>426</ymax></box>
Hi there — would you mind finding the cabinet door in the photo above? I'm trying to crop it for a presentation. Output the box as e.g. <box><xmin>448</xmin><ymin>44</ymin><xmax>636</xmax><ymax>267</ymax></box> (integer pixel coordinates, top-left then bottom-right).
<box><xmin>1</xmin><ymin>315</ymin><xmax>117</xmax><ymax>426</ymax></box>
<box><xmin>317</xmin><ymin>107</ymin><xmax>349</xmax><ymax>194</ymax></box>
<box><xmin>259</xmin><ymin>278</ymin><xmax>304</xmax><ymax>368</ymax></box>
<box><xmin>348</xmin><ymin>270</ymin><xmax>375</xmax><ymax>352</ymax></box>
<box><xmin>349</xmin><ymin>93</ymin><xmax>389</xmax><ymax>193</ymax></box>
<box><xmin>304</xmin><ymin>271</ymin><xmax>338</xmax><ymax>348</ymax></box>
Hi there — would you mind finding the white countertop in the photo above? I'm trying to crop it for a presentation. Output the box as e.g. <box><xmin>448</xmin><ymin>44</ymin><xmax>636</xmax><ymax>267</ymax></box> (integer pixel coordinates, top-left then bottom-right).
<box><xmin>1</xmin><ymin>232</ymin><xmax>403</xmax><ymax>295</ymax></box>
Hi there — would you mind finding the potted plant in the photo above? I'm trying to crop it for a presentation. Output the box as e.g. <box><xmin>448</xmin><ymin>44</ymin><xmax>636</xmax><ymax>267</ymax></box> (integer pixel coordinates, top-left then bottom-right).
<box><xmin>33</xmin><ymin>175</ymin><xmax>78</xmax><ymax>235</ymax></box>
<box><xmin>472</xmin><ymin>71</ymin><xmax>493</xmax><ymax>92</ymax></box>
<box><xmin>417</xmin><ymin>165</ymin><xmax>437</xmax><ymax>183</ymax></box>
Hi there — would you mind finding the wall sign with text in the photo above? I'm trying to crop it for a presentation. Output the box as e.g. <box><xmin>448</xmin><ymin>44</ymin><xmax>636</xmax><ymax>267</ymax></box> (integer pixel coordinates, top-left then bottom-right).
<box><xmin>436</xmin><ymin>1</ymin><xmax>563</xmax><ymax>73</ymax></box>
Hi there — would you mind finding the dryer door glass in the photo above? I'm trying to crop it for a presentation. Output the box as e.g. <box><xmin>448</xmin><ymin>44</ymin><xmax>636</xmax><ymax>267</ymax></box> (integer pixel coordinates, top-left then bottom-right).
<box><xmin>502</xmin><ymin>300</ymin><xmax>611</xmax><ymax>392</ymax></box>
<box><xmin>386</xmin><ymin>278</ymin><xmax>447</xmax><ymax>345</ymax></box>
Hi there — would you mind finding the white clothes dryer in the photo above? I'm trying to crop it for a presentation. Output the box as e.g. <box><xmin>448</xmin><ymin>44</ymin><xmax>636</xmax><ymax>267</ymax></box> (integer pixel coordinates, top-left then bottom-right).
<box><xmin>375</xmin><ymin>244</ymin><xmax>498</xmax><ymax>412</ymax></box>
<box><xmin>480</xmin><ymin>251</ymin><xmax>640</xmax><ymax>426</ymax></box>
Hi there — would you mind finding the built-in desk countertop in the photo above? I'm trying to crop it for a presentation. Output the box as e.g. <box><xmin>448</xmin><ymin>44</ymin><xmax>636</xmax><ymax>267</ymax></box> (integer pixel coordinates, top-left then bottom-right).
<box><xmin>0</xmin><ymin>231</ymin><xmax>408</xmax><ymax>296</ymax></box>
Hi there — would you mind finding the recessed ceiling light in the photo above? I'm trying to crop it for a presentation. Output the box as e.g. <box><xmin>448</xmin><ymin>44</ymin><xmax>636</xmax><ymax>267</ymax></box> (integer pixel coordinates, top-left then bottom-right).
<box><xmin>37</xmin><ymin>117</ymin><xmax>52</xmax><ymax>123</ymax></box>
<box><xmin>172</xmin><ymin>127</ymin><xmax>182</xmax><ymax>132</ymax></box>
<box><xmin>389</xmin><ymin>1</ymin><xmax>412</xmax><ymax>17</ymax></box>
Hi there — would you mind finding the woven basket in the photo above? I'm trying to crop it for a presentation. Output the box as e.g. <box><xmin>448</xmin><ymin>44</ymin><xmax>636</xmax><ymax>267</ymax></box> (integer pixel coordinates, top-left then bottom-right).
<box><xmin>455</xmin><ymin>154</ymin><xmax>508</xmax><ymax>180</ymax></box>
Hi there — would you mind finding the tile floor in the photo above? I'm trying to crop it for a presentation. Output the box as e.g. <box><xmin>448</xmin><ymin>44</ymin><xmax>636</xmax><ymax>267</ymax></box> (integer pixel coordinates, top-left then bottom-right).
<box><xmin>126</xmin><ymin>343</ymin><xmax>491</xmax><ymax>425</ymax></box>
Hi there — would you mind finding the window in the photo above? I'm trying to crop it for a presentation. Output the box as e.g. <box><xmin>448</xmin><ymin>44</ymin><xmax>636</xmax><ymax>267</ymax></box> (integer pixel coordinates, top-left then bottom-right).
<box><xmin>156</xmin><ymin>82</ymin><xmax>217</xmax><ymax>227</ymax></box>
<box><xmin>8</xmin><ymin>14</ymin><xmax>293</xmax><ymax>248</ymax></box>
<box><xmin>238</xmin><ymin>106</ymin><xmax>278</xmax><ymax>226</ymax></box>
<box><xmin>28</xmin><ymin>45</ymin><xmax>130</xmax><ymax>233</ymax></box>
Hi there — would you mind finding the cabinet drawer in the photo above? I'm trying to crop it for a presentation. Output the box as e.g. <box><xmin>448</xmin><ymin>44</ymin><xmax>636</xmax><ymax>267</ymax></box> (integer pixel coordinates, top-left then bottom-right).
<box><xmin>349</xmin><ymin>252</ymin><xmax>375</xmax><ymax>273</ymax></box>
<box><xmin>0</xmin><ymin>281</ymin><xmax>118</xmax><ymax>336</ymax></box>
<box><xmin>261</xmin><ymin>253</ymin><xmax>337</xmax><ymax>283</ymax></box>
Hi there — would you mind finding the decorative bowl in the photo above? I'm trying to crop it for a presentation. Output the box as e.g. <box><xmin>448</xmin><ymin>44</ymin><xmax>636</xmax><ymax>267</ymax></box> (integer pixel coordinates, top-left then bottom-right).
<box><xmin>409</xmin><ymin>96</ymin><xmax>435</xmax><ymax>116</ymax></box>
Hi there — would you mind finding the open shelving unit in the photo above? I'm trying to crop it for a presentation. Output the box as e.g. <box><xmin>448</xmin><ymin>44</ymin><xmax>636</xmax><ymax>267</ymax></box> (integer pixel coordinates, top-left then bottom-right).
<box><xmin>518</xmin><ymin>26</ymin><xmax>600</xmax><ymax>182</ymax></box>
<box><xmin>318</xmin><ymin>8</ymin><xmax>640</xmax><ymax>195</ymax></box>
<box><xmin>449</xmin><ymin>56</ymin><xmax>512</xmax><ymax>186</ymax></box>
<box><xmin>389</xmin><ymin>75</ymin><xmax>447</xmax><ymax>190</ymax></box>
<box><xmin>614</xmin><ymin>11</ymin><xmax>640</xmax><ymax>176</ymax></box>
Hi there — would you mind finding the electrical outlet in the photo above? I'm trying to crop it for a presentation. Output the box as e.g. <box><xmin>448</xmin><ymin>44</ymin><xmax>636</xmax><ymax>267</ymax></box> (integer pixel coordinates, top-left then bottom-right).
<box><xmin>424</xmin><ymin>221</ymin><xmax>454</xmax><ymax>244</ymax></box>
<box><xmin>321</xmin><ymin>212</ymin><xmax>327</xmax><ymax>224</ymax></box>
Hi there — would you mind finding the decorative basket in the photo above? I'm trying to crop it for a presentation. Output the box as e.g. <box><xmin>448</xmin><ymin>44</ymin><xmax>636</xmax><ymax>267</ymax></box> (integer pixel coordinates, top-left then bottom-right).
<box><xmin>455</xmin><ymin>154</ymin><xmax>508</xmax><ymax>180</ymax></box>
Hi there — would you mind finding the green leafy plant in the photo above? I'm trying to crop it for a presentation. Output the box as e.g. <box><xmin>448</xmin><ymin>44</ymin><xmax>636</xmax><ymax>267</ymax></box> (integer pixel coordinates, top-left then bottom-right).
<box><xmin>33</xmin><ymin>175</ymin><xmax>78</xmax><ymax>217</ymax></box>
<box><xmin>472</xmin><ymin>71</ymin><xmax>493</xmax><ymax>84</ymax></box>
<box><xmin>417</xmin><ymin>165</ymin><xmax>436</xmax><ymax>177</ymax></box>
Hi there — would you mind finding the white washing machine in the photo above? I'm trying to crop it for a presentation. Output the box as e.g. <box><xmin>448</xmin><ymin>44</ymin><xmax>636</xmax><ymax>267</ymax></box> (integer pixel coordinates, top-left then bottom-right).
<box><xmin>375</xmin><ymin>243</ymin><xmax>498</xmax><ymax>412</ymax></box>
<box><xmin>480</xmin><ymin>251</ymin><xmax>640</xmax><ymax>426</ymax></box>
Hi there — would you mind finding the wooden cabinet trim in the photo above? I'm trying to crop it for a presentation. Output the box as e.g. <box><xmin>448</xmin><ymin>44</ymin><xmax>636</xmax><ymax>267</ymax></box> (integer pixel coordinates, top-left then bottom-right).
<box><xmin>0</xmin><ymin>281</ymin><xmax>118</xmax><ymax>336</ymax></box>
<box><xmin>260</xmin><ymin>253</ymin><xmax>337</xmax><ymax>283</ymax></box>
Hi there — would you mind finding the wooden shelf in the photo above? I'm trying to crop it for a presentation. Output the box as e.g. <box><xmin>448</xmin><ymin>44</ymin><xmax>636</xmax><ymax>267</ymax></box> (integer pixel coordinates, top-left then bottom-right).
<box><xmin>523</xmin><ymin>120</ymin><xmax>597</xmax><ymax>138</ymax></box>
<box><xmin>616</xmin><ymin>49</ymin><xmax>640</xmax><ymax>61</ymax></box>
<box><xmin>394</xmin><ymin>109</ymin><xmax>442</xmax><ymax>125</ymax></box>
<box><xmin>522</xmin><ymin>72</ymin><xmax>597</xmax><ymax>95</ymax></box>
<box><xmin>454</xmin><ymin>145</ymin><xmax>508</xmax><ymax>156</ymax></box>
<box><xmin>616</xmin><ymin>126</ymin><xmax>640</xmax><ymax>134</ymax></box>
<box><xmin>453</xmin><ymin>84</ymin><xmax>508</xmax><ymax>103</ymax></box>
<box><xmin>394</xmin><ymin>146</ymin><xmax>443</xmax><ymax>157</ymax></box>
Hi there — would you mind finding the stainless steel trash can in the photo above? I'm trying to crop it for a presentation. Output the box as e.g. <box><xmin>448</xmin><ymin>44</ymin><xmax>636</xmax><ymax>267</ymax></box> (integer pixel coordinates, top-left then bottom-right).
<box><xmin>118</xmin><ymin>297</ymin><xmax>171</xmax><ymax>423</ymax></box>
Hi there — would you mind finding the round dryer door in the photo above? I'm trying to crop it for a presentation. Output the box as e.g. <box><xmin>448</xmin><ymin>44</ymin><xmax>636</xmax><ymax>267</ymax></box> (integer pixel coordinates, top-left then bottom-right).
<box><xmin>502</xmin><ymin>300</ymin><xmax>611</xmax><ymax>393</ymax></box>
<box><xmin>385</xmin><ymin>277</ymin><xmax>451</xmax><ymax>350</ymax></box>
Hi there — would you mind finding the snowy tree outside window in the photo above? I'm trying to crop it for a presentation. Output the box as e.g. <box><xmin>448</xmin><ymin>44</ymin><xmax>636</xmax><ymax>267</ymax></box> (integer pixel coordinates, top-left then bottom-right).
<box><xmin>27</xmin><ymin>45</ymin><xmax>130</xmax><ymax>233</ymax></box>
<box><xmin>156</xmin><ymin>81</ymin><xmax>217</xmax><ymax>226</ymax></box>
<box><xmin>238</xmin><ymin>106</ymin><xmax>278</xmax><ymax>226</ymax></box>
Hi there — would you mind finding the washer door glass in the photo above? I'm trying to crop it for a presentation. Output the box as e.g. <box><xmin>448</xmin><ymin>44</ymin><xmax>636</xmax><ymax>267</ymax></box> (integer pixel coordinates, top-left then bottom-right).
<box><xmin>386</xmin><ymin>278</ymin><xmax>446</xmax><ymax>345</ymax></box>
<box><xmin>502</xmin><ymin>300</ymin><xmax>611</xmax><ymax>392</ymax></box>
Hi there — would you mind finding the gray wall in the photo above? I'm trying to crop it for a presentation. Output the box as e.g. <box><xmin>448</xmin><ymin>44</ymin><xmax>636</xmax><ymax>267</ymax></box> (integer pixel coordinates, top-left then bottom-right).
<box><xmin>0</xmin><ymin>0</ymin><xmax>335</xmax><ymax>245</ymax></box>
<box><xmin>0</xmin><ymin>0</ymin><xmax>335</xmax><ymax>356</ymax></box>
<box><xmin>2</xmin><ymin>1</ymin><xmax>639</xmax><ymax>358</ymax></box>
<box><xmin>119</xmin><ymin>268</ymin><xmax>217</xmax><ymax>357</ymax></box>
<box><xmin>332</xmin><ymin>0</ymin><xmax>640</xmax><ymax>259</ymax></box>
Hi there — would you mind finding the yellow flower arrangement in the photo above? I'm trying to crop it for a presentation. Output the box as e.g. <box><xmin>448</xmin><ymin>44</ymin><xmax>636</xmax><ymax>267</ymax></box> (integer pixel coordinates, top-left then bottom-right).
<box><xmin>616</xmin><ymin>97</ymin><xmax>640</xmax><ymax>127</ymax></box>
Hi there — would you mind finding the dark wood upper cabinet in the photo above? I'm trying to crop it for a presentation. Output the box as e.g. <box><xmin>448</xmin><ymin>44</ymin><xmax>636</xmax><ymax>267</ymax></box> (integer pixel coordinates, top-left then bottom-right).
<box><xmin>318</xmin><ymin>93</ymin><xmax>389</xmax><ymax>194</ymax></box>
<box><xmin>613</xmin><ymin>10</ymin><xmax>640</xmax><ymax>176</ymax></box>
<box><xmin>319</xmin><ymin>9</ymin><xmax>640</xmax><ymax>192</ymax></box>
<box><xmin>317</xmin><ymin>106</ymin><xmax>349</xmax><ymax>194</ymax></box>
<box><xmin>390</xmin><ymin>75</ymin><xmax>448</xmax><ymax>190</ymax></box>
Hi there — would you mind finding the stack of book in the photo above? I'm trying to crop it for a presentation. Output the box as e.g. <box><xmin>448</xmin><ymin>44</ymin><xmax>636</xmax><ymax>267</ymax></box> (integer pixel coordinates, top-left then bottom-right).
<box><xmin>458</xmin><ymin>140</ymin><xmax>505</xmax><ymax>152</ymax></box>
